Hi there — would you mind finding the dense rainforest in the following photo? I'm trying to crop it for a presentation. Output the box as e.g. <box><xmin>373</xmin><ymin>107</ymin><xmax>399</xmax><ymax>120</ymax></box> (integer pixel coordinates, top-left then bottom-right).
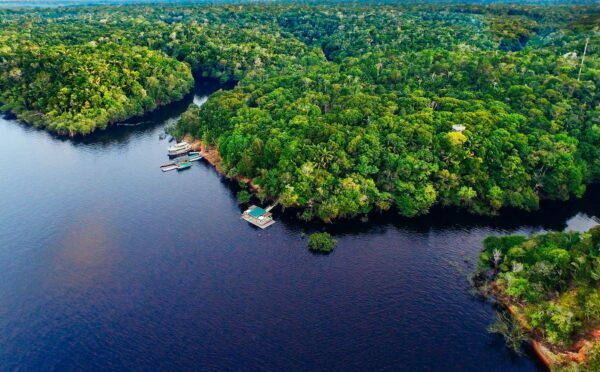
<box><xmin>476</xmin><ymin>226</ymin><xmax>600</xmax><ymax>370</ymax></box>
<box><xmin>0</xmin><ymin>3</ymin><xmax>598</xmax><ymax>220</ymax></box>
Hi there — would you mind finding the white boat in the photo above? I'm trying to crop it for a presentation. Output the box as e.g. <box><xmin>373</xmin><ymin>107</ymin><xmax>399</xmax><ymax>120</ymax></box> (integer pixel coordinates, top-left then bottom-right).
<box><xmin>168</xmin><ymin>142</ymin><xmax>192</xmax><ymax>157</ymax></box>
<box><xmin>160</xmin><ymin>163</ymin><xmax>178</xmax><ymax>172</ymax></box>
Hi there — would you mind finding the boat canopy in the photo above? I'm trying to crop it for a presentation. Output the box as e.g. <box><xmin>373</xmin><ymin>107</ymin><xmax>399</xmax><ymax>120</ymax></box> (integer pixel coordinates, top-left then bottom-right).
<box><xmin>169</xmin><ymin>142</ymin><xmax>190</xmax><ymax>149</ymax></box>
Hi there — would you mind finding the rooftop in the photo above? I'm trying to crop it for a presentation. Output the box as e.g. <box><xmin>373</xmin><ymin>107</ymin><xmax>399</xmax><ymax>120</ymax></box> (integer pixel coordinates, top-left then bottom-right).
<box><xmin>248</xmin><ymin>207</ymin><xmax>267</xmax><ymax>218</ymax></box>
<box><xmin>452</xmin><ymin>124</ymin><xmax>466</xmax><ymax>132</ymax></box>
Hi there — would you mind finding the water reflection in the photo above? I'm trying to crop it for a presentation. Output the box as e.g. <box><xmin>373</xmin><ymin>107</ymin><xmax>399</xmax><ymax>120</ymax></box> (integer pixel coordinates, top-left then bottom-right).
<box><xmin>275</xmin><ymin>184</ymin><xmax>600</xmax><ymax>236</ymax></box>
<box><xmin>75</xmin><ymin>79</ymin><xmax>228</xmax><ymax>147</ymax></box>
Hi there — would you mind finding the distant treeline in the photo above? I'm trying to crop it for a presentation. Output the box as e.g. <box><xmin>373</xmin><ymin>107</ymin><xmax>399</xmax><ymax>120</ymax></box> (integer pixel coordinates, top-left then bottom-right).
<box><xmin>1</xmin><ymin>0</ymin><xmax>600</xmax><ymax>8</ymax></box>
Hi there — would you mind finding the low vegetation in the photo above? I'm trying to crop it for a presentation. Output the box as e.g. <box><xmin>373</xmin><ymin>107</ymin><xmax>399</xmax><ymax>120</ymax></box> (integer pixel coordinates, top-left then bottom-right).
<box><xmin>236</xmin><ymin>190</ymin><xmax>251</xmax><ymax>205</ymax></box>
<box><xmin>487</xmin><ymin>312</ymin><xmax>529</xmax><ymax>356</ymax></box>
<box><xmin>308</xmin><ymin>232</ymin><xmax>337</xmax><ymax>253</ymax></box>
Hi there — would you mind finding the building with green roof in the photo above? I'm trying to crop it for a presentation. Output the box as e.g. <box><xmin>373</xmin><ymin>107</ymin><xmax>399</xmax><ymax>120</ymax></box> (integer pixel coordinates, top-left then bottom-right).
<box><xmin>241</xmin><ymin>205</ymin><xmax>275</xmax><ymax>229</ymax></box>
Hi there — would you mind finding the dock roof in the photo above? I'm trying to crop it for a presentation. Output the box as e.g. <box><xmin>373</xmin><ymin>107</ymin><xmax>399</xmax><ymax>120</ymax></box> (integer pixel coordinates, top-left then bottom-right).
<box><xmin>249</xmin><ymin>207</ymin><xmax>267</xmax><ymax>218</ymax></box>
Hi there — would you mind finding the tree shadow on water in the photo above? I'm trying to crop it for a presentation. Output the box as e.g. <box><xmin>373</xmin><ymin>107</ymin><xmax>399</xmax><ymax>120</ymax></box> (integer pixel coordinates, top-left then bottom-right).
<box><xmin>270</xmin><ymin>184</ymin><xmax>600</xmax><ymax>238</ymax></box>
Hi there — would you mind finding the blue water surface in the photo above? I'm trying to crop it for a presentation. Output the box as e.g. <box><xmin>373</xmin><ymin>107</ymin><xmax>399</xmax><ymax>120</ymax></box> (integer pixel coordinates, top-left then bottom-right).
<box><xmin>0</xmin><ymin>80</ymin><xmax>598</xmax><ymax>371</ymax></box>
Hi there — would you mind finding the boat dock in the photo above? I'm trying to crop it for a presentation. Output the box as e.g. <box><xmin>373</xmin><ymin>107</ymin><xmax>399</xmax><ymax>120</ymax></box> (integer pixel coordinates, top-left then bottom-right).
<box><xmin>160</xmin><ymin>152</ymin><xmax>202</xmax><ymax>172</ymax></box>
<box><xmin>241</xmin><ymin>201</ymin><xmax>278</xmax><ymax>229</ymax></box>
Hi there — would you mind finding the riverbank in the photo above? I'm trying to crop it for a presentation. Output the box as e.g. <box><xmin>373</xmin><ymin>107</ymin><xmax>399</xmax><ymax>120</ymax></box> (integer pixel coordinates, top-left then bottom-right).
<box><xmin>0</xmin><ymin>42</ymin><xmax>194</xmax><ymax>137</ymax></box>
<box><xmin>183</xmin><ymin>135</ymin><xmax>262</xmax><ymax>193</ymax></box>
<box><xmin>184</xmin><ymin>129</ymin><xmax>600</xmax><ymax>227</ymax></box>
<box><xmin>474</xmin><ymin>228</ymin><xmax>600</xmax><ymax>370</ymax></box>
<box><xmin>491</xmin><ymin>284</ymin><xmax>599</xmax><ymax>369</ymax></box>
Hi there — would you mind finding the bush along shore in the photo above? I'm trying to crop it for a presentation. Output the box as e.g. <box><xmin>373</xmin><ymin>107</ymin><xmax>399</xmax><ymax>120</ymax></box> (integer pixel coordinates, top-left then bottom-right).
<box><xmin>473</xmin><ymin>226</ymin><xmax>600</xmax><ymax>371</ymax></box>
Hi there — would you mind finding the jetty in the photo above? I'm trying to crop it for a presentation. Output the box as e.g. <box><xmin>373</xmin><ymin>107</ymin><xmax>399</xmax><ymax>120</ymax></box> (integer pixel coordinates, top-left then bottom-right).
<box><xmin>160</xmin><ymin>152</ymin><xmax>202</xmax><ymax>172</ymax></box>
<box><xmin>241</xmin><ymin>202</ymin><xmax>278</xmax><ymax>229</ymax></box>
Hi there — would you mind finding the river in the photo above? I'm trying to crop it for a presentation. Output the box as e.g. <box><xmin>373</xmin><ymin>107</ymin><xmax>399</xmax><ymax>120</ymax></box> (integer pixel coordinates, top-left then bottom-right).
<box><xmin>0</xmin><ymin>80</ymin><xmax>598</xmax><ymax>371</ymax></box>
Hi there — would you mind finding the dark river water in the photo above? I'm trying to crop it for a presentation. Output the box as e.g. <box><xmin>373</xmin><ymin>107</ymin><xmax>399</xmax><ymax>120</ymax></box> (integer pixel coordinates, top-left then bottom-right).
<box><xmin>0</xmin><ymin>80</ymin><xmax>598</xmax><ymax>372</ymax></box>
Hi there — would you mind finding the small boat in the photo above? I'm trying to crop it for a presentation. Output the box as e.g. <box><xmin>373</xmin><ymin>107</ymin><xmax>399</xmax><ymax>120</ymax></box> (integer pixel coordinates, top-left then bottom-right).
<box><xmin>160</xmin><ymin>163</ymin><xmax>178</xmax><ymax>172</ymax></box>
<box><xmin>172</xmin><ymin>155</ymin><xmax>188</xmax><ymax>163</ymax></box>
<box><xmin>168</xmin><ymin>142</ymin><xmax>192</xmax><ymax>157</ymax></box>
<box><xmin>177</xmin><ymin>161</ymin><xmax>193</xmax><ymax>170</ymax></box>
<box><xmin>188</xmin><ymin>152</ymin><xmax>202</xmax><ymax>161</ymax></box>
<box><xmin>160</xmin><ymin>152</ymin><xmax>202</xmax><ymax>172</ymax></box>
<box><xmin>159</xmin><ymin>133</ymin><xmax>166</xmax><ymax>140</ymax></box>
<box><xmin>172</xmin><ymin>152</ymin><xmax>202</xmax><ymax>163</ymax></box>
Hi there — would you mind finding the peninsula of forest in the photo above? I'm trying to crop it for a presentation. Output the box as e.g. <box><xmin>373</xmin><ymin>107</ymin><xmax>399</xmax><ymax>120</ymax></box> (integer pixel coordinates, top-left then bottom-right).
<box><xmin>0</xmin><ymin>3</ymin><xmax>598</xmax><ymax>222</ymax></box>
<box><xmin>475</xmin><ymin>226</ymin><xmax>600</xmax><ymax>371</ymax></box>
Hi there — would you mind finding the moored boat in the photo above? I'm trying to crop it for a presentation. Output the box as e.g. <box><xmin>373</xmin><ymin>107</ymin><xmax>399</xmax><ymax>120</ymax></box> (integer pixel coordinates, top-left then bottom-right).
<box><xmin>160</xmin><ymin>163</ymin><xmax>178</xmax><ymax>172</ymax></box>
<box><xmin>177</xmin><ymin>161</ymin><xmax>193</xmax><ymax>170</ymax></box>
<box><xmin>188</xmin><ymin>152</ymin><xmax>202</xmax><ymax>161</ymax></box>
<box><xmin>172</xmin><ymin>155</ymin><xmax>188</xmax><ymax>163</ymax></box>
<box><xmin>160</xmin><ymin>152</ymin><xmax>202</xmax><ymax>172</ymax></box>
<box><xmin>168</xmin><ymin>142</ymin><xmax>192</xmax><ymax>157</ymax></box>
<box><xmin>172</xmin><ymin>152</ymin><xmax>201</xmax><ymax>163</ymax></box>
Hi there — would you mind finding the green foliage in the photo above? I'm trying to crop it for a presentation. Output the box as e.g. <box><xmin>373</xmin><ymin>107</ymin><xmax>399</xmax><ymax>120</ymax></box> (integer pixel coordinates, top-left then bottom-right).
<box><xmin>0</xmin><ymin>4</ymin><xmax>598</xmax><ymax>218</ymax></box>
<box><xmin>169</xmin><ymin>4</ymin><xmax>598</xmax><ymax>221</ymax></box>
<box><xmin>590</xmin><ymin>225</ymin><xmax>600</xmax><ymax>248</ymax></box>
<box><xmin>236</xmin><ymin>190</ymin><xmax>251</xmax><ymax>205</ymax></box>
<box><xmin>479</xmin><ymin>227</ymin><xmax>600</xmax><ymax>351</ymax></box>
<box><xmin>0</xmin><ymin>37</ymin><xmax>193</xmax><ymax>135</ymax></box>
<box><xmin>308</xmin><ymin>232</ymin><xmax>337</xmax><ymax>253</ymax></box>
<box><xmin>488</xmin><ymin>311</ymin><xmax>528</xmax><ymax>356</ymax></box>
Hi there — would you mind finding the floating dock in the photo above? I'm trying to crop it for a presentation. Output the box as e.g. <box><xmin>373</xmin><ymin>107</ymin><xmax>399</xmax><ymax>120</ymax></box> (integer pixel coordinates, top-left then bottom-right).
<box><xmin>241</xmin><ymin>205</ymin><xmax>276</xmax><ymax>229</ymax></box>
<box><xmin>160</xmin><ymin>152</ymin><xmax>202</xmax><ymax>172</ymax></box>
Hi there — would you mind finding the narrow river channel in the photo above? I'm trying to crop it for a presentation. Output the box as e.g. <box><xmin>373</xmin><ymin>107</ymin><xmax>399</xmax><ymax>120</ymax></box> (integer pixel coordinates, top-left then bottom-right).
<box><xmin>0</xmin><ymin>80</ymin><xmax>598</xmax><ymax>371</ymax></box>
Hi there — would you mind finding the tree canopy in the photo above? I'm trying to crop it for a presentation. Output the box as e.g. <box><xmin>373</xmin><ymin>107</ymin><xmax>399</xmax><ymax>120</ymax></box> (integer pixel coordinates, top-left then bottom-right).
<box><xmin>477</xmin><ymin>226</ymin><xmax>600</xmax><ymax>369</ymax></box>
<box><xmin>0</xmin><ymin>3</ymin><xmax>598</xmax><ymax>219</ymax></box>
<box><xmin>174</xmin><ymin>4</ymin><xmax>598</xmax><ymax>220</ymax></box>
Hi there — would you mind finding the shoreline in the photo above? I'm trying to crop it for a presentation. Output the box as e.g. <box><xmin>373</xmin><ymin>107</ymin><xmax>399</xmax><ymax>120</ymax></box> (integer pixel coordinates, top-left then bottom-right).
<box><xmin>184</xmin><ymin>135</ymin><xmax>262</xmax><ymax>193</ymax></box>
<box><xmin>484</xmin><ymin>283</ymin><xmax>599</xmax><ymax>369</ymax></box>
<box><xmin>1</xmin><ymin>90</ymin><xmax>194</xmax><ymax>138</ymax></box>
<box><xmin>181</xmin><ymin>132</ymin><xmax>600</xmax><ymax>227</ymax></box>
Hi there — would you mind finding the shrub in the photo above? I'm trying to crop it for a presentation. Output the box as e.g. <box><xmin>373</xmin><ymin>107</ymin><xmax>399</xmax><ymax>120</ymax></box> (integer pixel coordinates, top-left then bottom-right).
<box><xmin>236</xmin><ymin>190</ymin><xmax>251</xmax><ymax>204</ymax></box>
<box><xmin>308</xmin><ymin>232</ymin><xmax>337</xmax><ymax>253</ymax></box>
